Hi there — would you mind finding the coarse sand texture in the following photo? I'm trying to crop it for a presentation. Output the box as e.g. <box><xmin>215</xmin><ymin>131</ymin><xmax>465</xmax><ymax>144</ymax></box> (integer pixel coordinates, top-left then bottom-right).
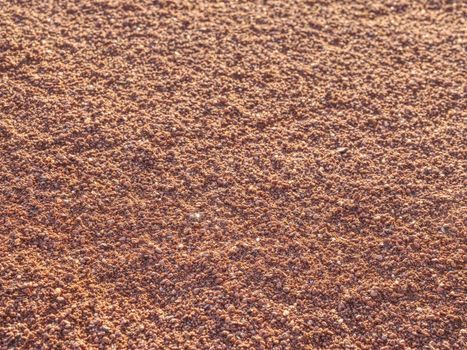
<box><xmin>0</xmin><ymin>1</ymin><xmax>466</xmax><ymax>349</ymax></box>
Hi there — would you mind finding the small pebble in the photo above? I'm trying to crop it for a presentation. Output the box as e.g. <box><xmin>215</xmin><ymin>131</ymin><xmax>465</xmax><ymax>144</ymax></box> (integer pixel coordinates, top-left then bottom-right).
<box><xmin>336</xmin><ymin>147</ymin><xmax>348</xmax><ymax>154</ymax></box>
<box><xmin>189</xmin><ymin>212</ymin><xmax>202</xmax><ymax>221</ymax></box>
<box><xmin>337</xmin><ymin>302</ymin><xmax>345</xmax><ymax>311</ymax></box>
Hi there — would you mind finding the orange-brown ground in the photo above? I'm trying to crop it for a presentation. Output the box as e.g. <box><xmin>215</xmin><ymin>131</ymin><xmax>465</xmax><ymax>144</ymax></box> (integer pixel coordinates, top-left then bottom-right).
<box><xmin>0</xmin><ymin>1</ymin><xmax>465</xmax><ymax>349</ymax></box>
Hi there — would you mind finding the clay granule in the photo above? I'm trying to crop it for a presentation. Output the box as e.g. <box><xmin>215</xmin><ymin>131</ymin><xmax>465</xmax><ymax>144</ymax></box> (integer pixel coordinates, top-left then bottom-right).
<box><xmin>0</xmin><ymin>1</ymin><xmax>466</xmax><ymax>349</ymax></box>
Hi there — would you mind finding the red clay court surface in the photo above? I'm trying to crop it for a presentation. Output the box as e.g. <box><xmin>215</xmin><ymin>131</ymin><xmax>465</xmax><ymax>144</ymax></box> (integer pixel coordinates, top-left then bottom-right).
<box><xmin>0</xmin><ymin>1</ymin><xmax>466</xmax><ymax>349</ymax></box>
